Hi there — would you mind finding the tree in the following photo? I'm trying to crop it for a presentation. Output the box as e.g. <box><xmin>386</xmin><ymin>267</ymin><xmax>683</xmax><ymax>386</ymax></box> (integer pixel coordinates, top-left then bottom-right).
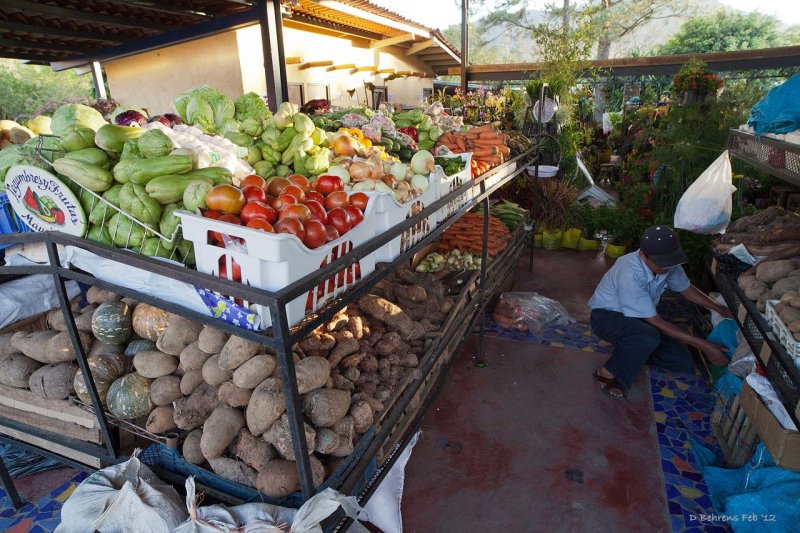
<box><xmin>0</xmin><ymin>59</ymin><xmax>92</xmax><ymax>120</ymax></box>
<box><xmin>657</xmin><ymin>11</ymin><xmax>787</xmax><ymax>55</ymax></box>
<box><xmin>589</xmin><ymin>0</ymin><xmax>686</xmax><ymax>60</ymax></box>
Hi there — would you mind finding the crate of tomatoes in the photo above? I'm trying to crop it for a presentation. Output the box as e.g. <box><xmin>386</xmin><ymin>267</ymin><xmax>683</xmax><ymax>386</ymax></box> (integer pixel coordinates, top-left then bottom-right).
<box><xmin>178</xmin><ymin>174</ymin><xmax>376</xmax><ymax>329</ymax></box>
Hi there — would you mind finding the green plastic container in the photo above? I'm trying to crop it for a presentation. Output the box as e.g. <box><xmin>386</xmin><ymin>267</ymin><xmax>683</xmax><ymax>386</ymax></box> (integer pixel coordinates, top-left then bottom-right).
<box><xmin>542</xmin><ymin>229</ymin><xmax>563</xmax><ymax>250</ymax></box>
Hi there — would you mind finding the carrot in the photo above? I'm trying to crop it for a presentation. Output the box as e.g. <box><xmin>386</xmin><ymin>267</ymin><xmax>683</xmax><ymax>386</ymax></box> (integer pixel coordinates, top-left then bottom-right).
<box><xmin>477</xmin><ymin>155</ymin><xmax>503</xmax><ymax>165</ymax></box>
<box><xmin>472</xmin><ymin>147</ymin><xmax>499</xmax><ymax>158</ymax></box>
<box><xmin>498</xmin><ymin>146</ymin><xmax>511</xmax><ymax>155</ymax></box>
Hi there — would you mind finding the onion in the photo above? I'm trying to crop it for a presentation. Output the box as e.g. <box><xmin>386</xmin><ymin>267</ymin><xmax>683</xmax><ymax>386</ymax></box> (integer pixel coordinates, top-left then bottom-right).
<box><xmin>411</xmin><ymin>174</ymin><xmax>429</xmax><ymax>192</ymax></box>
<box><xmin>348</xmin><ymin>161</ymin><xmax>372</xmax><ymax>181</ymax></box>
<box><xmin>332</xmin><ymin>134</ymin><xmax>359</xmax><ymax>157</ymax></box>
<box><xmin>410</xmin><ymin>150</ymin><xmax>435</xmax><ymax>175</ymax></box>
<box><xmin>326</xmin><ymin>164</ymin><xmax>351</xmax><ymax>183</ymax></box>
<box><xmin>386</xmin><ymin>161</ymin><xmax>407</xmax><ymax>181</ymax></box>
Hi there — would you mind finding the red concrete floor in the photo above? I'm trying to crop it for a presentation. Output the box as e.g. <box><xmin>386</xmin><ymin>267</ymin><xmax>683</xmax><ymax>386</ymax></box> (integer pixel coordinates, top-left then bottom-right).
<box><xmin>11</xmin><ymin>468</ymin><xmax>79</xmax><ymax>503</ymax></box>
<box><xmin>401</xmin><ymin>248</ymin><xmax>671</xmax><ymax>532</ymax></box>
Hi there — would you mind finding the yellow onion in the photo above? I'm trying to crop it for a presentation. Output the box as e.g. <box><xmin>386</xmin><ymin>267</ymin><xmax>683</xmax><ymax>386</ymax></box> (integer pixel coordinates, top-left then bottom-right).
<box><xmin>348</xmin><ymin>161</ymin><xmax>372</xmax><ymax>181</ymax></box>
<box><xmin>332</xmin><ymin>134</ymin><xmax>359</xmax><ymax>157</ymax></box>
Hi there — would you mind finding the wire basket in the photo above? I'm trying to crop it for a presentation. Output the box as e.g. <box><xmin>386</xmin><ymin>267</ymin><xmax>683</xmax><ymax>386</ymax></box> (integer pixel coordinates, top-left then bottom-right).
<box><xmin>30</xmin><ymin>135</ymin><xmax>192</xmax><ymax>265</ymax></box>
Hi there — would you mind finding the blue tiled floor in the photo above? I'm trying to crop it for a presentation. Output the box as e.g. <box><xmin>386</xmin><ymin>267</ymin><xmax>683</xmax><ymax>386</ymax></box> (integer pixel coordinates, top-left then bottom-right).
<box><xmin>0</xmin><ymin>471</ymin><xmax>86</xmax><ymax>532</ymax></box>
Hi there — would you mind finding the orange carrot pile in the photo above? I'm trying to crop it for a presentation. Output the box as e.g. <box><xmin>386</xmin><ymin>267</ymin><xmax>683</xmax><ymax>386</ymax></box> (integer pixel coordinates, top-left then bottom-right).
<box><xmin>437</xmin><ymin>213</ymin><xmax>511</xmax><ymax>256</ymax></box>
<box><xmin>436</xmin><ymin>125</ymin><xmax>512</xmax><ymax>174</ymax></box>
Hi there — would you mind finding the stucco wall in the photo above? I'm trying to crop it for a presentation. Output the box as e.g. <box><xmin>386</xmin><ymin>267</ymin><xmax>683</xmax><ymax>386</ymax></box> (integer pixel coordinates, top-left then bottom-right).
<box><xmin>104</xmin><ymin>32</ymin><xmax>244</xmax><ymax>114</ymax></box>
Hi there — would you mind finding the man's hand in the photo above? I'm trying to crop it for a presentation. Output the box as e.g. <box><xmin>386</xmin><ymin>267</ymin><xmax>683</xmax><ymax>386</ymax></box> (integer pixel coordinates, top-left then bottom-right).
<box><xmin>716</xmin><ymin>305</ymin><xmax>734</xmax><ymax>320</ymax></box>
<box><xmin>697</xmin><ymin>339</ymin><xmax>729</xmax><ymax>366</ymax></box>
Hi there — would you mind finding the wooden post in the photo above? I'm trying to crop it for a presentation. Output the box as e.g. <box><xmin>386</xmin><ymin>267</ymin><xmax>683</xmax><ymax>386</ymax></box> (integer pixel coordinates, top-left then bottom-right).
<box><xmin>259</xmin><ymin>0</ymin><xmax>288</xmax><ymax>112</ymax></box>
<box><xmin>460</xmin><ymin>0</ymin><xmax>468</xmax><ymax>93</ymax></box>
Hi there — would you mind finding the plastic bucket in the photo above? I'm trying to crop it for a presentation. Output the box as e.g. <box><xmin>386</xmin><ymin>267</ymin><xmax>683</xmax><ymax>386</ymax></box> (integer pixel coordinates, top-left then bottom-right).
<box><xmin>533</xmin><ymin>233</ymin><xmax>542</xmax><ymax>247</ymax></box>
<box><xmin>561</xmin><ymin>228</ymin><xmax>581</xmax><ymax>249</ymax></box>
<box><xmin>605</xmin><ymin>243</ymin><xmax>627</xmax><ymax>258</ymax></box>
<box><xmin>578</xmin><ymin>237</ymin><xmax>599</xmax><ymax>251</ymax></box>
<box><xmin>542</xmin><ymin>229</ymin><xmax>563</xmax><ymax>250</ymax></box>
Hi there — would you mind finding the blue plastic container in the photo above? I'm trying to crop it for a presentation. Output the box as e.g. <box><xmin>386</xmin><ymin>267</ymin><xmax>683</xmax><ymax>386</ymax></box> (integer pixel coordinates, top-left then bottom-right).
<box><xmin>0</xmin><ymin>191</ymin><xmax>33</xmax><ymax>251</ymax></box>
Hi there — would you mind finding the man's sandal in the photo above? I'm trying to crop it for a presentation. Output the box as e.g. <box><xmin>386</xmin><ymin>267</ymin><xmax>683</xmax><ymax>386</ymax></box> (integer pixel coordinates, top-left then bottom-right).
<box><xmin>593</xmin><ymin>368</ymin><xmax>626</xmax><ymax>400</ymax></box>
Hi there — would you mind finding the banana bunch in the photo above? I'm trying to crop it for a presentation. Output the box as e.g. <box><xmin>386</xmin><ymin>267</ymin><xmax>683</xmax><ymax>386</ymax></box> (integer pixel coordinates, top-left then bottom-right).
<box><xmin>491</xmin><ymin>200</ymin><xmax>528</xmax><ymax>230</ymax></box>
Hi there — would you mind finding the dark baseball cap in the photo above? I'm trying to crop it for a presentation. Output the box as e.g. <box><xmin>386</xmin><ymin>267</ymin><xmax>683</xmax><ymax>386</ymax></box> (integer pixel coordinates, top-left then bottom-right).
<box><xmin>640</xmin><ymin>226</ymin><xmax>688</xmax><ymax>268</ymax></box>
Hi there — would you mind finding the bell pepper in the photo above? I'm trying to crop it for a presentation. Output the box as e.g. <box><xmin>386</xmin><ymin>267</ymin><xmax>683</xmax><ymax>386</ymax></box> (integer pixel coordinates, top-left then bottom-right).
<box><xmin>397</xmin><ymin>126</ymin><xmax>418</xmax><ymax>142</ymax></box>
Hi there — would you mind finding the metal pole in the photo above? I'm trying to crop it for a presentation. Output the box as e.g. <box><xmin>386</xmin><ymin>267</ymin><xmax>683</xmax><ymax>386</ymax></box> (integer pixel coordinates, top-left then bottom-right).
<box><xmin>268</xmin><ymin>300</ymin><xmax>315</xmax><ymax>499</ymax></box>
<box><xmin>259</xmin><ymin>0</ymin><xmax>289</xmax><ymax>112</ymax></box>
<box><xmin>460</xmin><ymin>0</ymin><xmax>469</xmax><ymax>94</ymax></box>
<box><xmin>476</xmin><ymin>177</ymin><xmax>489</xmax><ymax>367</ymax></box>
<box><xmin>45</xmin><ymin>241</ymin><xmax>118</xmax><ymax>458</ymax></box>
<box><xmin>91</xmin><ymin>61</ymin><xmax>107</xmax><ymax>100</ymax></box>
<box><xmin>529</xmin><ymin>82</ymin><xmax>547</xmax><ymax>273</ymax></box>
<box><xmin>0</xmin><ymin>454</ymin><xmax>22</xmax><ymax>510</ymax></box>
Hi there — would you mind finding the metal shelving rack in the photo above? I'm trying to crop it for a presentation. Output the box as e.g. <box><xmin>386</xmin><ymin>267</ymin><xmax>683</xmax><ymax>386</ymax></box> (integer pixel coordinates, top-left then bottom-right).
<box><xmin>0</xmin><ymin>146</ymin><xmax>537</xmax><ymax>520</ymax></box>
<box><xmin>722</xmin><ymin>129</ymin><xmax>800</xmax><ymax>428</ymax></box>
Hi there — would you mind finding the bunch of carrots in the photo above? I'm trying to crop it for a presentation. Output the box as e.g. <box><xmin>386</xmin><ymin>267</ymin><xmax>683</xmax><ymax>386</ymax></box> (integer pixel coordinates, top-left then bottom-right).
<box><xmin>437</xmin><ymin>213</ymin><xmax>511</xmax><ymax>257</ymax></box>
<box><xmin>436</xmin><ymin>125</ymin><xmax>512</xmax><ymax>175</ymax></box>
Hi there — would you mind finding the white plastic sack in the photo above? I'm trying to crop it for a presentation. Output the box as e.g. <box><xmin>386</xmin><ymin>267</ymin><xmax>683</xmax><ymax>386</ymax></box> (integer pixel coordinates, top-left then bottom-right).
<box><xmin>746</xmin><ymin>374</ymin><xmax>798</xmax><ymax>431</ymax></box>
<box><xmin>0</xmin><ymin>274</ymin><xmax>80</xmax><ymax>328</ymax></box>
<box><xmin>173</xmin><ymin>477</ymin><xmax>367</xmax><ymax>533</ymax></box>
<box><xmin>56</xmin><ymin>451</ymin><xmax>187</xmax><ymax>533</ymax></box>
<box><xmin>359</xmin><ymin>431</ymin><xmax>420</xmax><ymax>533</ymax></box>
<box><xmin>674</xmin><ymin>151</ymin><xmax>737</xmax><ymax>234</ymax></box>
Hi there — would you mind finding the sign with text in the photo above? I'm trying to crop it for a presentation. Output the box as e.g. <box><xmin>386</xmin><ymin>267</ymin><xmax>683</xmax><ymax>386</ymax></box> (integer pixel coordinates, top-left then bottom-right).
<box><xmin>4</xmin><ymin>165</ymin><xmax>87</xmax><ymax>236</ymax></box>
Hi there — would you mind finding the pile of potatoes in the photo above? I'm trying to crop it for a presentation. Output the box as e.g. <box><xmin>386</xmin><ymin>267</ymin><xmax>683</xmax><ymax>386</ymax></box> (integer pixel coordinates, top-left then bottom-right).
<box><xmin>0</xmin><ymin>287</ymin><xmax>134</xmax><ymax>401</ymax></box>
<box><xmin>738</xmin><ymin>259</ymin><xmax>800</xmax><ymax>313</ymax></box>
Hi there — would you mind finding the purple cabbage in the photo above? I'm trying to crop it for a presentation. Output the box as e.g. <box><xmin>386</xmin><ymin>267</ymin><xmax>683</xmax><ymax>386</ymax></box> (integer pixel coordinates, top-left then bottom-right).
<box><xmin>164</xmin><ymin>113</ymin><xmax>183</xmax><ymax>126</ymax></box>
<box><xmin>148</xmin><ymin>115</ymin><xmax>172</xmax><ymax>127</ymax></box>
<box><xmin>114</xmin><ymin>110</ymin><xmax>147</xmax><ymax>127</ymax></box>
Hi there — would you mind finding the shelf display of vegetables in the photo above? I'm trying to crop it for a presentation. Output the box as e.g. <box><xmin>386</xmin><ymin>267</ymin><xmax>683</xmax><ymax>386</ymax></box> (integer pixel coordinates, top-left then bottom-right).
<box><xmin>435</xmin><ymin>124</ymin><xmax>512</xmax><ymax>172</ymax></box>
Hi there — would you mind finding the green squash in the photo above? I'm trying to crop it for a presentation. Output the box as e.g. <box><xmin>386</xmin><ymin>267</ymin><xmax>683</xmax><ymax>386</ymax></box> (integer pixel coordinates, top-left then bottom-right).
<box><xmin>73</xmin><ymin>353</ymin><xmax>129</xmax><ymax>405</ymax></box>
<box><xmin>91</xmin><ymin>301</ymin><xmax>132</xmax><ymax>345</ymax></box>
<box><xmin>124</xmin><ymin>339</ymin><xmax>157</xmax><ymax>357</ymax></box>
<box><xmin>107</xmin><ymin>373</ymin><xmax>153</xmax><ymax>419</ymax></box>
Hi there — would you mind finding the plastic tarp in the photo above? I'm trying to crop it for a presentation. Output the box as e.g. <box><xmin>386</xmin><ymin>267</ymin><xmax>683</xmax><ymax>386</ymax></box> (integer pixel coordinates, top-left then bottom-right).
<box><xmin>0</xmin><ymin>273</ymin><xmax>81</xmax><ymax>328</ymax></box>
<box><xmin>748</xmin><ymin>73</ymin><xmax>800</xmax><ymax>135</ymax></box>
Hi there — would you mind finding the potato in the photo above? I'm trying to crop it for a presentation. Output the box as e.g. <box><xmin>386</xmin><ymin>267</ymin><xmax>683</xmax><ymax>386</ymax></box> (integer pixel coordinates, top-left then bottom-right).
<box><xmin>173</xmin><ymin>383</ymin><xmax>219</xmax><ymax>430</ymax></box>
<box><xmin>209</xmin><ymin>457</ymin><xmax>257</xmax><ymax>488</ymax></box>
<box><xmin>330</xmin><ymin>437</ymin><xmax>355</xmax><ymax>458</ymax></box>
<box><xmin>375</xmin><ymin>332</ymin><xmax>405</xmax><ymax>356</ymax></box>
<box><xmin>744</xmin><ymin>281</ymin><xmax>769</xmax><ymax>302</ymax></box>
<box><xmin>87</xmin><ymin>287</ymin><xmax>120</xmax><ymax>304</ymax></box>
<box><xmin>198</xmin><ymin>325</ymin><xmax>228</xmax><ymax>354</ymax></box>
<box><xmin>246</xmin><ymin>378</ymin><xmax>285</xmax><ymax>435</ymax></box>
<box><xmin>314</xmin><ymin>428</ymin><xmax>341</xmax><ymax>455</ymax></box>
<box><xmin>303</xmin><ymin>389</ymin><xmax>351</xmax><ymax>428</ymax></box>
<box><xmin>780</xmin><ymin>290</ymin><xmax>799</xmax><ymax>303</ymax></box>
<box><xmin>179</xmin><ymin>341</ymin><xmax>213</xmax><ymax>372</ymax></box>
<box><xmin>200</xmin><ymin>406</ymin><xmax>245</xmax><ymax>460</ymax></box>
<box><xmin>232</xmin><ymin>355</ymin><xmax>275</xmax><ymax>389</ymax></box>
<box><xmin>256</xmin><ymin>460</ymin><xmax>298</xmax><ymax>498</ymax></box>
<box><xmin>218</xmin><ymin>336</ymin><xmax>261</xmax><ymax>370</ymax></box>
<box><xmin>146</xmin><ymin>405</ymin><xmax>177</xmax><ymax>433</ymax></box>
<box><xmin>156</xmin><ymin>313</ymin><xmax>203</xmax><ymax>355</ymax></box>
<box><xmin>358</xmin><ymin>295</ymin><xmax>424</xmax><ymax>341</ymax></box>
<box><xmin>232</xmin><ymin>429</ymin><xmax>276</xmax><ymax>472</ymax></box>
<box><xmin>43</xmin><ymin>331</ymin><xmax>92</xmax><ymax>363</ymax></box>
<box><xmin>202</xmin><ymin>355</ymin><xmax>232</xmax><ymax>386</ymax></box>
<box><xmin>349</xmin><ymin>401</ymin><xmax>374</xmax><ymax>433</ymax></box>
<box><xmin>756</xmin><ymin>259</ymin><xmax>797</xmax><ymax>283</ymax></box>
<box><xmin>150</xmin><ymin>375</ymin><xmax>182</xmax><ymax>406</ymax></box>
<box><xmin>133</xmin><ymin>350</ymin><xmax>178</xmax><ymax>378</ymax></box>
<box><xmin>218</xmin><ymin>381</ymin><xmax>253</xmax><ymax>407</ymax></box>
<box><xmin>182</xmin><ymin>429</ymin><xmax>204</xmax><ymax>464</ymax></box>
<box><xmin>0</xmin><ymin>352</ymin><xmax>43</xmax><ymax>388</ymax></box>
<box><xmin>780</xmin><ymin>307</ymin><xmax>800</xmax><ymax>325</ymax></box>
<box><xmin>757</xmin><ymin>292</ymin><xmax>770</xmax><ymax>313</ymax></box>
<box><xmin>180</xmin><ymin>369</ymin><xmax>204</xmax><ymax>396</ymax></box>
<box><xmin>264</xmin><ymin>414</ymin><xmax>316</xmax><ymax>461</ymax></box>
<box><xmin>295</xmin><ymin>356</ymin><xmax>330</xmax><ymax>394</ymax></box>
<box><xmin>47</xmin><ymin>308</ymin><xmax>93</xmax><ymax>333</ymax></box>
<box><xmin>28</xmin><ymin>362</ymin><xmax>77</xmax><ymax>400</ymax></box>
<box><xmin>327</xmin><ymin>338</ymin><xmax>359</xmax><ymax>367</ymax></box>
<box><xmin>789</xmin><ymin>297</ymin><xmax>800</xmax><ymax>309</ymax></box>
<box><xmin>775</xmin><ymin>302</ymin><xmax>788</xmax><ymax>315</ymax></box>
<box><xmin>298</xmin><ymin>333</ymin><xmax>336</xmax><ymax>353</ymax></box>
<box><xmin>788</xmin><ymin>320</ymin><xmax>800</xmax><ymax>333</ymax></box>
<box><xmin>772</xmin><ymin>276</ymin><xmax>800</xmax><ymax>300</ymax></box>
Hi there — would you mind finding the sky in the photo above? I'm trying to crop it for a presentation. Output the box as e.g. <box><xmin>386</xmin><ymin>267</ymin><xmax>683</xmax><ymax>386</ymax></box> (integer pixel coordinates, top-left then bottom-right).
<box><xmin>371</xmin><ymin>0</ymin><xmax>800</xmax><ymax>29</ymax></box>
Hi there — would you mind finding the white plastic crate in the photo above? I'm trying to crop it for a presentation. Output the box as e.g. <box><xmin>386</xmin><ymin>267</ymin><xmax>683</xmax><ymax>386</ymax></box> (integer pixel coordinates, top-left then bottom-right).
<box><xmin>434</xmin><ymin>152</ymin><xmax>473</xmax><ymax>224</ymax></box>
<box><xmin>177</xmin><ymin>198</ymin><xmax>377</xmax><ymax>329</ymax></box>
<box><xmin>765</xmin><ymin>300</ymin><xmax>800</xmax><ymax>361</ymax></box>
<box><xmin>474</xmin><ymin>161</ymin><xmax>518</xmax><ymax>194</ymax></box>
<box><xmin>373</xmin><ymin>174</ymin><xmax>439</xmax><ymax>263</ymax></box>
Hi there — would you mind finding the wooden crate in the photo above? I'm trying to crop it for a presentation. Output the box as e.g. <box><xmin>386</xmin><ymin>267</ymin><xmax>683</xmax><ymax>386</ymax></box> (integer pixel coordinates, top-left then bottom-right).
<box><xmin>0</xmin><ymin>422</ymin><xmax>103</xmax><ymax>469</ymax></box>
<box><xmin>711</xmin><ymin>392</ymin><xmax>757</xmax><ymax>468</ymax></box>
<box><xmin>0</xmin><ymin>313</ymin><xmax>48</xmax><ymax>334</ymax></box>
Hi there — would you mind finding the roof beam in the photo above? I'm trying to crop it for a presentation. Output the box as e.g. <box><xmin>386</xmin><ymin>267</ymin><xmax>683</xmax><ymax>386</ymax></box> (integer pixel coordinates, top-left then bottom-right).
<box><xmin>285</xmin><ymin>56</ymin><xmax>302</xmax><ymax>64</ymax></box>
<box><xmin>0</xmin><ymin>20</ymin><xmax>123</xmax><ymax>43</ymax></box>
<box><xmin>0</xmin><ymin>38</ymin><xmax>92</xmax><ymax>54</ymax></box>
<box><xmin>369</xmin><ymin>33</ymin><xmax>415</xmax><ymax>49</ymax></box>
<box><xmin>326</xmin><ymin>63</ymin><xmax>356</xmax><ymax>71</ymax></box>
<box><xmin>285</xmin><ymin>14</ymin><xmax>382</xmax><ymax>41</ymax></box>
<box><xmin>2</xmin><ymin>0</ymin><xmax>168</xmax><ymax>31</ymax></box>
<box><xmin>431</xmin><ymin>36</ymin><xmax>461</xmax><ymax>63</ymax></box>
<box><xmin>350</xmin><ymin>65</ymin><xmax>378</xmax><ymax>74</ymax></box>
<box><xmin>94</xmin><ymin>1</ymin><xmax>210</xmax><ymax>19</ymax></box>
<box><xmin>406</xmin><ymin>39</ymin><xmax>434</xmax><ymax>55</ymax></box>
<box><xmin>299</xmin><ymin>60</ymin><xmax>333</xmax><ymax>70</ymax></box>
<box><xmin>378</xmin><ymin>68</ymin><xmax>395</xmax><ymax>74</ymax></box>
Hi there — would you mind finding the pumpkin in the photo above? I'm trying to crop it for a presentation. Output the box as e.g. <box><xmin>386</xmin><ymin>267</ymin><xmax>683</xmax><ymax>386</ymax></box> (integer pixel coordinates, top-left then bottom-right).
<box><xmin>125</xmin><ymin>339</ymin><xmax>157</xmax><ymax>357</ymax></box>
<box><xmin>132</xmin><ymin>304</ymin><xmax>168</xmax><ymax>341</ymax></box>
<box><xmin>73</xmin><ymin>353</ymin><xmax>130</xmax><ymax>405</ymax></box>
<box><xmin>92</xmin><ymin>301</ymin><xmax>132</xmax><ymax>345</ymax></box>
<box><xmin>107</xmin><ymin>372</ymin><xmax>153</xmax><ymax>419</ymax></box>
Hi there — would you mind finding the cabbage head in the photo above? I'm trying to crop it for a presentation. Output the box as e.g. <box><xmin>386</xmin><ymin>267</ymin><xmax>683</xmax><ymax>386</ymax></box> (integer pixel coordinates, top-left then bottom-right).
<box><xmin>51</xmin><ymin>104</ymin><xmax>107</xmax><ymax>137</ymax></box>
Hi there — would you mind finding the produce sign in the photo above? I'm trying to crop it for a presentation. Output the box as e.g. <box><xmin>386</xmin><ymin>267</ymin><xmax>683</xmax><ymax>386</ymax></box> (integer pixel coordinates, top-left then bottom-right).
<box><xmin>4</xmin><ymin>165</ymin><xmax>86</xmax><ymax>236</ymax></box>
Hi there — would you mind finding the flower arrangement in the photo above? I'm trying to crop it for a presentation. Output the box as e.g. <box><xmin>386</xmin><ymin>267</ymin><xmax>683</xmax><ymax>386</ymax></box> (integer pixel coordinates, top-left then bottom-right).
<box><xmin>671</xmin><ymin>59</ymin><xmax>724</xmax><ymax>96</ymax></box>
<box><xmin>432</xmin><ymin>85</ymin><xmax>512</xmax><ymax>125</ymax></box>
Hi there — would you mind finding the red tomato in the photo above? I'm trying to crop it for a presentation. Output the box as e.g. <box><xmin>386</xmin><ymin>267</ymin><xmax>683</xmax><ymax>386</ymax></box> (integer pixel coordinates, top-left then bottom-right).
<box><xmin>282</xmin><ymin>184</ymin><xmax>306</xmax><ymax>203</ymax></box>
<box><xmin>327</xmin><ymin>207</ymin><xmax>351</xmax><ymax>236</ymax></box>
<box><xmin>218</xmin><ymin>257</ymin><xmax>242</xmax><ymax>283</ymax></box>
<box><xmin>302</xmin><ymin>219</ymin><xmax>327</xmax><ymax>249</ymax></box>
<box><xmin>266</xmin><ymin>177</ymin><xmax>290</xmax><ymax>197</ymax></box>
<box><xmin>349</xmin><ymin>192</ymin><xmax>369</xmax><ymax>211</ymax></box>
<box><xmin>240</xmin><ymin>175</ymin><xmax>267</xmax><ymax>191</ymax></box>
<box><xmin>263</xmin><ymin>194</ymin><xmax>276</xmax><ymax>206</ymax></box>
<box><xmin>218</xmin><ymin>214</ymin><xmax>241</xmax><ymax>225</ymax></box>
<box><xmin>246</xmin><ymin>219</ymin><xmax>275</xmax><ymax>232</ymax></box>
<box><xmin>275</xmin><ymin>218</ymin><xmax>305</xmax><ymax>241</ymax></box>
<box><xmin>272</xmin><ymin>194</ymin><xmax>297</xmax><ymax>212</ymax></box>
<box><xmin>279</xmin><ymin>203</ymin><xmax>312</xmax><ymax>222</ymax></box>
<box><xmin>203</xmin><ymin>209</ymin><xmax>224</xmax><ymax>220</ymax></box>
<box><xmin>242</xmin><ymin>186</ymin><xmax>266</xmax><ymax>203</ymax></box>
<box><xmin>344</xmin><ymin>205</ymin><xmax>364</xmax><ymax>226</ymax></box>
<box><xmin>325</xmin><ymin>190</ymin><xmax>349</xmax><ymax>211</ymax></box>
<box><xmin>206</xmin><ymin>184</ymin><xmax>245</xmax><ymax>215</ymax></box>
<box><xmin>288</xmin><ymin>174</ymin><xmax>311</xmax><ymax>193</ymax></box>
<box><xmin>306</xmin><ymin>191</ymin><xmax>325</xmax><ymax>204</ymax></box>
<box><xmin>241</xmin><ymin>201</ymin><xmax>277</xmax><ymax>225</ymax></box>
<box><xmin>325</xmin><ymin>225</ymin><xmax>340</xmax><ymax>242</ymax></box>
<box><xmin>315</xmin><ymin>175</ymin><xmax>343</xmax><ymax>195</ymax></box>
<box><xmin>304</xmin><ymin>200</ymin><xmax>328</xmax><ymax>224</ymax></box>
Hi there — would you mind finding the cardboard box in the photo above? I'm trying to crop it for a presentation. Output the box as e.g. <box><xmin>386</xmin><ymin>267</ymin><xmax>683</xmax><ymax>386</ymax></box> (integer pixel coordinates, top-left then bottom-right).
<box><xmin>740</xmin><ymin>380</ymin><xmax>800</xmax><ymax>471</ymax></box>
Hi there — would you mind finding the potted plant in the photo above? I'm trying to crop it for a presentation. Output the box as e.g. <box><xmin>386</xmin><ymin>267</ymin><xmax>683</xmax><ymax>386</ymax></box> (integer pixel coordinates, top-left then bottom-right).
<box><xmin>603</xmin><ymin>206</ymin><xmax>645</xmax><ymax>258</ymax></box>
<box><xmin>533</xmin><ymin>180</ymin><xmax>578</xmax><ymax>250</ymax></box>
<box><xmin>670</xmin><ymin>59</ymin><xmax>724</xmax><ymax>107</ymax></box>
<box><xmin>562</xmin><ymin>203</ymin><xmax>583</xmax><ymax>249</ymax></box>
<box><xmin>573</xmin><ymin>201</ymin><xmax>600</xmax><ymax>251</ymax></box>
